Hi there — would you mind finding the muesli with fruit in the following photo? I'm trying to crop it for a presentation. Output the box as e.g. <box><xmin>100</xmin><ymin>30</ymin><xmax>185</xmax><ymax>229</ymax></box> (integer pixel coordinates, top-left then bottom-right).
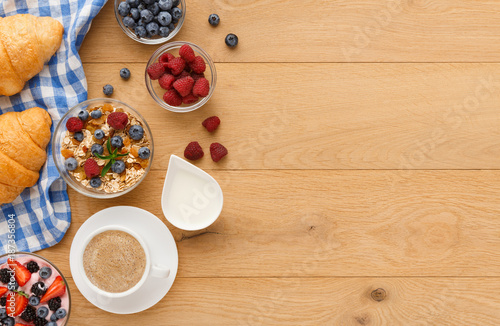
<box><xmin>61</xmin><ymin>103</ymin><xmax>151</xmax><ymax>193</ymax></box>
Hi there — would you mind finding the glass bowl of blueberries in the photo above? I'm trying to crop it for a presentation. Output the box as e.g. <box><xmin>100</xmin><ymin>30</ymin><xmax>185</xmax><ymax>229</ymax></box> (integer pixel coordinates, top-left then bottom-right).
<box><xmin>52</xmin><ymin>98</ymin><xmax>154</xmax><ymax>199</ymax></box>
<box><xmin>114</xmin><ymin>0</ymin><xmax>186</xmax><ymax>45</ymax></box>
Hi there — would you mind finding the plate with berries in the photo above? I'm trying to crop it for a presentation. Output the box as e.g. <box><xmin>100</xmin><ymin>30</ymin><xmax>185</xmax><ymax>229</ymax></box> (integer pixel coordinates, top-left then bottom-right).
<box><xmin>0</xmin><ymin>252</ymin><xmax>70</xmax><ymax>325</ymax></box>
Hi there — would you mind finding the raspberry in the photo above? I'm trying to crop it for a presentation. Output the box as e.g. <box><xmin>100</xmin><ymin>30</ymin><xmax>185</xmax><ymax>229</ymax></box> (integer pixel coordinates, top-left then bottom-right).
<box><xmin>184</xmin><ymin>141</ymin><xmax>204</xmax><ymax>160</ymax></box>
<box><xmin>167</xmin><ymin>57</ymin><xmax>186</xmax><ymax>76</ymax></box>
<box><xmin>191</xmin><ymin>72</ymin><xmax>205</xmax><ymax>82</ymax></box>
<box><xmin>182</xmin><ymin>93</ymin><xmax>199</xmax><ymax>104</ymax></box>
<box><xmin>177</xmin><ymin>70</ymin><xmax>191</xmax><ymax>80</ymax></box>
<box><xmin>147</xmin><ymin>62</ymin><xmax>165</xmax><ymax>80</ymax></box>
<box><xmin>66</xmin><ymin>117</ymin><xmax>83</xmax><ymax>132</ymax></box>
<box><xmin>173</xmin><ymin>76</ymin><xmax>194</xmax><ymax>97</ymax></box>
<box><xmin>179</xmin><ymin>44</ymin><xmax>196</xmax><ymax>63</ymax></box>
<box><xmin>107</xmin><ymin>112</ymin><xmax>129</xmax><ymax>130</ymax></box>
<box><xmin>84</xmin><ymin>158</ymin><xmax>101</xmax><ymax>178</ymax></box>
<box><xmin>159</xmin><ymin>52</ymin><xmax>175</xmax><ymax>65</ymax></box>
<box><xmin>192</xmin><ymin>78</ymin><xmax>210</xmax><ymax>97</ymax></box>
<box><xmin>210</xmin><ymin>143</ymin><xmax>228</xmax><ymax>162</ymax></box>
<box><xmin>189</xmin><ymin>56</ymin><xmax>206</xmax><ymax>74</ymax></box>
<box><xmin>163</xmin><ymin>89</ymin><xmax>183</xmax><ymax>106</ymax></box>
<box><xmin>158</xmin><ymin>74</ymin><xmax>176</xmax><ymax>90</ymax></box>
<box><xmin>202</xmin><ymin>116</ymin><xmax>220</xmax><ymax>132</ymax></box>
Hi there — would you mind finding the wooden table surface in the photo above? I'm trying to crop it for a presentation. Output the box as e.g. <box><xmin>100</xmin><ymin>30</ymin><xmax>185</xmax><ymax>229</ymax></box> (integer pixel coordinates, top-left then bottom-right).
<box><xmin>38</xmin><ymin>1</ymin><xmax>500</xmax><ymax>325</ymax></box>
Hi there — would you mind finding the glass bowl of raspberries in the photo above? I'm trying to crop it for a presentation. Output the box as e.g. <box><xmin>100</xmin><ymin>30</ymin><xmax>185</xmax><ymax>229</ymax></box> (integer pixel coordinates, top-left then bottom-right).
<box><xmin>114</xmin><ymin>0</ymin><xmax>186</xmax><ymax>45</ymax></box>
<box><xmin>52</xmin><ymin>98</ymin><xmax>154</xmax><ymax>199</ymax></box>
<box><xmin>0</xmin><ymin>252</ymin><xmax>71</xmax><ymax>325</ymax></box>
<box><xmin>145</xmin><ymin>41</ymin><xmax>217</xmax><ymax>113</ymax></box>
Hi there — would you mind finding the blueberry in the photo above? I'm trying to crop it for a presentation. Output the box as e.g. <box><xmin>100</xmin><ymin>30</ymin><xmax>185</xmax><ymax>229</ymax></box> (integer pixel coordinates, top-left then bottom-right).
<box><xmin>130</xmin><ymin>7</ymin><xmax>140</xmax><ymax>21</ymax></box>
<box><xmin>168</xmin><ymin>22</ymin><xmax>175</xmax><ymax>32</ymax></box>
<box><xmin>148</xmin><ymin>3</ymin><xmax>160</xmax><ymax>15</ymax></box>
<box><xmin>90</xmin><ymin>109</ymin><xmax>102</xmax><ymax>119</ymax></box>
<box><xmin>157</xmin><ymin>11</ymin><xmax>172</xmax><ymax>26</ymax></box>
<box><xmin>126</xmin><ymin>0</ymin><xmax>140</xmax><ymax>7</ymax></box>
<box><xmin>0</xmin><ymin>308</ymin><xmax>6</xmax><ymax>319</ymax></box>
<box><xmin>110</xmin><ymin>136</ymin><xmax>123</xmax><ymax>148</ymax></box>
<box><xmin>172</xmin><ymin>0</ymin><xmax>180</xmax><ymax>7</ymax></box>
<box><xmin>158</xmin><ymin>0</ymin><xmax>173</xmax><ymax>10</ymax></box>
<box><xmin>29</xmin><ymin>296</ymin><xmax>40</xmax><ymax>306</ymax></box>
<box><xmin>78</xmin><ymin>110</ymin><xmax>89</xmax><ymax>121</ymax></box>
<box><xmin>140</xmin><ymin>9</ymin><xmax>154</xmax><ymax>23</ymax></box>
<box><xmin>50</xmin><ymin>313</ymin><xmax>58</xmax><ymax>321</ymax></box>
<box><xmin>137</xmin><ymin>3</ymin><xmax>146</xmax><ymax>11</ymax></box>
<box><xmin>159</xmin><ymin>26</ymin><xmax>170</xmax><ymax>37</ymax></box>
<box><xmin>90</xmin><ymin>177</ymin><xmax>102</xmax><ymax>188</ymax></box>
<box><xmin>103</xmin><ymin>84</ymin><xmax>114</xmax><ymax>96</ymax></box>
<box><xmin>225</xmin><ymin>33</ymin><xmax>238</xmax><ymax>47</ymax></box>
<box><xmin>117</xmin><ymin>2</ymin><xmax>130</xmax><ymax>16</ymax></box>
<box><xmin>94</xmin><ymin>129</ymin><xmax>105</xmax><ymax>140</ymax></box>
<box><xmin>47</xmin><ymin>322</ymin><xmax>57</xmax><ymax>326</ymax></box>
<box><xmin>111</xmin><ymin>160</ymin><xmax>126</xmax><ymax>174</ymax></box>
<box><xmin>128</xmin><ymin>125</ymin><xmax>144</xmax><ymax>140</ymax></box>
<box><xmin>2</xmin><ymin>317</ymin><xmax>14</xmax><ymax>326</ymax></box>
<box><xmin>120</xmin><ymin>68</ymin><xmax>131</xmax><ymax>80</ymax></box>
<box><xmin>91</xmin><ymin>144</ymin><xmax>104</xmax><ymax>156</ymax></box>
<box><xmin>134</xmin><ymin>25</ymin><xmax>147</xmax><ymax>38</ymax></box>
<box><xmin>39</xmin><ymin>267</ymin><xmax>52</xmax><ymax>279</ymax></box>
<box><xmin>143</xmin><ymin>0</ymin><xmax>155</xmax><ymax>4</ymax></box>
<box><xmin>73</xmin><ymin>131</ymin><xmax>84</xmax><ymax>142</ymax></box>
<box><xmin>171</xmin><ymin>7</ymin><xmax>182</xmax><ymax>20</ymax></box>
<box><xmin>146</xmin><ymin>22</ymin><xmax>159</xmax><ymax>36</ymax></box>
<box><xmin>138</xmin><ymin>147</ymin><xmax>150</xmax><ymax>159</ymax></box>
<box><xmin>123</xmin><ymin>16</ymin><xmax>136</xmax><ymax>28</ymax></box>
<box><xmin>208</xmin><ymin>14</ymin><xmax>220</xmax><ymax>26</ymax></box>
<box><xmin>65</xmin><ymin>158</ymin><xmax>79</xmax><ymax>172</ymax></box>
<box><xmin>37</xmin><ymin>306</ymin><xmax>49</xmax><ymax>318</ymax></box>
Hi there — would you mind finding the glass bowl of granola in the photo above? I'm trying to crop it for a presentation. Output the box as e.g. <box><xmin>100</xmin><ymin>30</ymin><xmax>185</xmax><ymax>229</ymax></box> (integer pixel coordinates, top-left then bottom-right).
<box><xmin>52</xmin><ymin>98</ymin><xmax>154</xmax><ymax>198</ymax></box>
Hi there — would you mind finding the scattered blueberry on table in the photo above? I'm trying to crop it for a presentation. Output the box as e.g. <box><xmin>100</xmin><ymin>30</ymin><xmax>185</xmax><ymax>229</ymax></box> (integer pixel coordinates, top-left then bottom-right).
<box><xmin>118</xmin><ymin>0</ymin><xmax>183</xmax><ymax>39</ymax></box>
<box><xmin>103</xmin><ymin>84</ymin><xmax>114</xmax><ymax>96</ymax></box>
<box><xmin>208</xmin><ymin>14</ymin><xmax>219</xmax><ymax>26</ymax></box>
<box><xmin>225</xmin><ymin>33</ymin><xmax>238</xmax><ymax>48</ymax></box>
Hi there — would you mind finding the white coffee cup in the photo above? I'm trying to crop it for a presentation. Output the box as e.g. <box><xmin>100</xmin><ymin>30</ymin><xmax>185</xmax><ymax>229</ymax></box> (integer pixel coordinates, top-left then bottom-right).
<box><xmin>78</xmin><ymin>225</ymin><xmax>170</xmax><ymax>298</ymax></box>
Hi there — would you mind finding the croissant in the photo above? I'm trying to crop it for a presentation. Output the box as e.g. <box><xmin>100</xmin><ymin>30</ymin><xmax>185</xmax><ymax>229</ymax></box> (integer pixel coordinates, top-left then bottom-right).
<box><xmin>0</xmin><ymin>14</ymin><xmax>64</xmax><ymax>96</ymax></box>
<box><xmin>0</xmin><ymin>107</ymin><xmax>52</xmax><ymax>204</ymax></box>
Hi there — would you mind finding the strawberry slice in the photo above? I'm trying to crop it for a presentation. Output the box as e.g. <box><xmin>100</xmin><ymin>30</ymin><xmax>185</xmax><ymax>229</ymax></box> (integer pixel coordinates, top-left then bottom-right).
<box><xmin>40</xmin><ymin>276</ymin><xmax>66</xmax><ymax>303</ymax></box>
<box><xmin>7</xmin><ymin>259</ymin><xmax>31</xmax><ymax>287</ymax></box>
<box><xmin>0</xmin><ymin>286</ymin><xmax>7</xmax><ymax>297</ymax></box>
<box><xmin>6</xmin><ymin>291</ymin><xmax>28</xmax><ymax>316</ymax></box>
<box><xmin>15</xmin><ymin>324</ymin><xmax>30</xmax><ymax>326</ymax></box>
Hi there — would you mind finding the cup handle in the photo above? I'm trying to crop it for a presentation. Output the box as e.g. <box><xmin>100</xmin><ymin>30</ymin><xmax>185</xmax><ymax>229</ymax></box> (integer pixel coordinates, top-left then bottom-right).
<box><xmin>150</xmin><ymin>264</ymin><xmax>170</xmax><ymax>279</ymax></box>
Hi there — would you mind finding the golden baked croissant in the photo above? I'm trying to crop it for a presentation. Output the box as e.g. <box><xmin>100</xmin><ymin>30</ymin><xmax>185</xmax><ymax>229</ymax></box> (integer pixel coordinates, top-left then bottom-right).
<box><xmin>0</xmin><ymin>107</ymin><xmax>52</xmax><ymax>204</ymax></box>
<box><xmin>0</xmin><ymin>14</ymin><xmax>64</xmax><ymax>96</ymax></box>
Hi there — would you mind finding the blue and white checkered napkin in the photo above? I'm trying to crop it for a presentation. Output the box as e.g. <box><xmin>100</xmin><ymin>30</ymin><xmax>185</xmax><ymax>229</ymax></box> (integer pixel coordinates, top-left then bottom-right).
<box><xmin>0</xmin><ymin>0</ymin><xmax>107</xmax><ymax>254</ymax></box>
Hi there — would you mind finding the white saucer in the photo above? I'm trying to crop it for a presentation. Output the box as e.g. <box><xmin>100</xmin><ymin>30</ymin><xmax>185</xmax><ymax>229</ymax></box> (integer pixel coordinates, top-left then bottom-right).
<box><xmin>69</xmin><ymin>206</ymin><xmax>178</xmax><ymax>314</ymax></box>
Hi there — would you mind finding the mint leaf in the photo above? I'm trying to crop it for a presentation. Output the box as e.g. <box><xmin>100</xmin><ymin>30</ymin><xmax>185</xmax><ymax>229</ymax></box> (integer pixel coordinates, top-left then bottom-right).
<box><xmin>106</xmin><ymin>139</ymin><xmax>112</xmax><ymax>153</ymax></box>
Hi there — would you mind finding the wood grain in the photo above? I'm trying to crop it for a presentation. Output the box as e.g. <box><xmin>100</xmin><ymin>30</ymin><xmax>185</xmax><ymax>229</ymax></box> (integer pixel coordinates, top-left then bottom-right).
<box><xmin>40</xmin><ymin>170</ymin><xmax>500</xmax><ymax>277</ymax></box>
<box><xmin>65</xmin><ymin>276</ymin><xmax>500</xmax><ymax>325</ymax></box>
<box><xmin>38</xmin><ymin>0</ymin><xmax>500</xmax><ymax>324</ymax></box>
<box><xmin>80</xmin><ymin>1</ymin><xmax>500</xmax><ymax>63</ymax></box>
<box><xmin>83</xmin><ymin>62</ymin><xmax>500</xmax><ymax>170</ymax></box>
